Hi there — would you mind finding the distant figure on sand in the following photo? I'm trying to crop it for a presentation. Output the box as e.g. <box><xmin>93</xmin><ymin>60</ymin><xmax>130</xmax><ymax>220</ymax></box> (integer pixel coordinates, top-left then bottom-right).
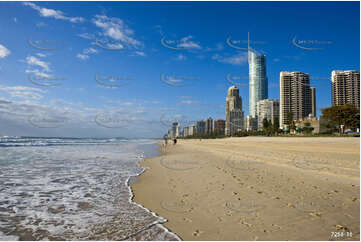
<box><xmin>163</xmin><ymin>136</ymin><xmax>168</xmax><ymax>151</ymax></box>
<box><xmin>173</xmin><ymin>138</ymin><xmax>177</xmax><ymax>145</ymax></box>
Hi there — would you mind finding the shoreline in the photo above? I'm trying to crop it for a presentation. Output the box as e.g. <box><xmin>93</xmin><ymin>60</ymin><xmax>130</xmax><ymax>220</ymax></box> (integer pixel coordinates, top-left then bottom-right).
<box><xmin>127</xmin><ymin>141</ymin><xmax>181</xmax><ymax>241</ymax></box>
<box><xmin>131</xmin><ymin>137</ymin><xmax>360</xmax><ymax>241</ymax></box>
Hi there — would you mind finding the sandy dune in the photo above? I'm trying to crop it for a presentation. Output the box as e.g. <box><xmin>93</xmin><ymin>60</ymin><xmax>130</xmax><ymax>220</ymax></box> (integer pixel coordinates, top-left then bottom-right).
<box><xmin>131</xmin><ymin>137</ymin><xmax>360</xmax><ymax>241</ymax></box>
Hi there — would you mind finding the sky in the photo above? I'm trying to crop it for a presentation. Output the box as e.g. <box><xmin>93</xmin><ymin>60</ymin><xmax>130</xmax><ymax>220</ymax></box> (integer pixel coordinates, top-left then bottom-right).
<box><xmin>0</xmin><ymin>1</ymin><xmax>359</xmax><ymax>138</ymax></box>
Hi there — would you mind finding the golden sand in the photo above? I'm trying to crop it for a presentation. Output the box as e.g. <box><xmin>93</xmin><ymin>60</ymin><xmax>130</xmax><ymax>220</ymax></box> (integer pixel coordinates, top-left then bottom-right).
<box><xmin>131</xmin><ymin>137</ymin><xmax>360</xmax><ymax>240</ymax></box>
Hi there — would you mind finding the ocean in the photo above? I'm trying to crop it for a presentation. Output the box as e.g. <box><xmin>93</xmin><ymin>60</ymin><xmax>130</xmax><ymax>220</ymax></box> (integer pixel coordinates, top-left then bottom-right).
<box><xmin>0</xmin><ymin>137</ymin><xmax>179</xmax><ymax>241</ymax></box>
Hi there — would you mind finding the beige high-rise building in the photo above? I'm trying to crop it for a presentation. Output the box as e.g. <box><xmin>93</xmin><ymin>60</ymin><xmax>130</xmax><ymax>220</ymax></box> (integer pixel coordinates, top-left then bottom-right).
<box><xmin>331</xmin><ymin>70</ymin><xmax>360</xmax><ymax>108</ymax></box>
<box><xmin>256</xmin><ymin>99</ymin><xmax>279</xmax><ymax>130</ymax></box>
<box><xmin>182</xmin><ymin>126</ymin><xmax>189</xmax><ymax>137</ymax></box>
<box><xmin>188</xmin><ymin>125</ymin><xmax>196</xmax><ymax>136</ymax></box>
<box><xmin>279</xmin><ymin>72</ymin><xmax>312</xmax><ymax>128</ymax></box>
<box><xmin>225</xmin><ymin>86</ymin><xmax>244</xmax><ymax>135</ymax></box>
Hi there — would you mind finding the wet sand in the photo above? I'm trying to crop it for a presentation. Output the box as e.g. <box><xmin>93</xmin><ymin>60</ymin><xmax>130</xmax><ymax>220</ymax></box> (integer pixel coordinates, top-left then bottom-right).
<box><xmin>131</xmin><ymin>137</ymin><xmax>360</xmax><ymax>241</ymax></box>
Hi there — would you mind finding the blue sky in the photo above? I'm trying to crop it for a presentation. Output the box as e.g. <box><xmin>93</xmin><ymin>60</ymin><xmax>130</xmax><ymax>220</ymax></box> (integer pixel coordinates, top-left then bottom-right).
<box><xmin>0</xmin><ymin>1</ymin><xmax>359</xmax><ymax>138</ymax></box>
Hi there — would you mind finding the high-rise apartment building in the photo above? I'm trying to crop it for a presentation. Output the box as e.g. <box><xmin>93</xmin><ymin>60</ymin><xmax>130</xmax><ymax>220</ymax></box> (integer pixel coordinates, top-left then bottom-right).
<box><xmin>245</xmin><ymin>115</ymin><xmax>258</xmax><ymax>131</ymax></box>
<box><xmin>169</xmin><ymin>122</ymin><xmax>180</xmax><ymax>138</ymax></box>
<box><xmin>188</xmin><ymin>125</ymin><xmax>196</xmax><ymax>136</ymax></box>
<box><xmin>196</xmin><ymin>120</ymin><xmax>206</xmax><ymax>135</ymax></box>
<box><xmin>331</xmin><ymin>70</ymin><xmax>360</xmax><ymax>108</ymax></box>
<box><xmin>256</xmin><ymin>99</ymin><xmax>279</xmax><ymax>130</ymax></box>
<box><xmin>225</xmin><ymin>86</ymin><xmax>244</xmax><ymax>135</ymax></box>
<box><xmin>205</xmin><ymin>117</ymin><xmax>213</xmax><ymax>134</ymax></box>
<box><xmin>214</xmin><ymin>119</ymin><xmax>225</xmax><ymax>135</ymax></box>
<box><xmin>279</xmin><ymin>72</ymin><xmax>312</xmax><ymax>128</ymax></box>
<box><xmin>183</xmin><ymin>126</ymin><xmax>189</xmax><ymax>137</ymax></box>
<box><xmin>249</xmin><ymin>47</ymin><xmax>268</xmax><ymax>117</ymax></box>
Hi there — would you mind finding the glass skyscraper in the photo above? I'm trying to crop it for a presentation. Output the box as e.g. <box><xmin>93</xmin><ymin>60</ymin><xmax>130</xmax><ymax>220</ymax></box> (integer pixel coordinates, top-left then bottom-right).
<box><xmin>248</xmin><ymin>49</ymin><xmax>268</xmax><ymax>117</ymax></box>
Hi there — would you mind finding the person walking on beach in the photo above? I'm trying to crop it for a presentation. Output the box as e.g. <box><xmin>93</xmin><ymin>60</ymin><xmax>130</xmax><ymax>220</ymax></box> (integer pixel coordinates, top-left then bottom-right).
<box><xmin>173</xmin><ymin>138</ymin><xmax>177</xmax><ymax>145</ymax></box>
<box><xmin>163</xmin><ymin>135</ymin><xmax>168</xmax><ymax>152</ymax></box>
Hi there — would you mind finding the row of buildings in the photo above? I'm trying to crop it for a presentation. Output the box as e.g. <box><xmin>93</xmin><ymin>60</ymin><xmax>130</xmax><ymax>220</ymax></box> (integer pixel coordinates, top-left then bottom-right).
<box><xmin>168</xmin><ymin>118</ymin><xmax>226</xmax><ymax>138</ymax></box>
<box><xmin>166</xmin><ymin>35</ymin><xmax>359</xmax><ymax>138</ymax></box>
<box><xmin>167</xmin><ymin>69</ymin><xmax>359</xmax><ymax>138</ymax></box>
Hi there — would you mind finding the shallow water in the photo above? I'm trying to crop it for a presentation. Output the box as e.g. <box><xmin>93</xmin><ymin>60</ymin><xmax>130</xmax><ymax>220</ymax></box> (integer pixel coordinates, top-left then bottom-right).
<box><xmin>0</xmin><ymin>137</ymin><xmax>179</xmax><ymax>240</ymax></box>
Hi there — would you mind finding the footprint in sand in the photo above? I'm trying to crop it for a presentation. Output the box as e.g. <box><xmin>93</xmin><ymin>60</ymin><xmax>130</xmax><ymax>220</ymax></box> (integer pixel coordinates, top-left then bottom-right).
<box><xmin>193</xmin><ymin>229</ymin><xmax>204</xmax><ymax>236</ymax></box>
<box><xmin>183</xmin><ymin>217</ymin><xmax>192</xmax><ymax>222</ymax></box>
<box><xmin>239</xmin><ymin>219</ymin><xmax>253</xmax><ymax>227</ymax></box>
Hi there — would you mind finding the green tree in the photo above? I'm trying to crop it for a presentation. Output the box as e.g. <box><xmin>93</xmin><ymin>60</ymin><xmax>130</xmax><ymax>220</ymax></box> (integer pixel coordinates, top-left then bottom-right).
<box><xmin>263</xmin><ymin>118</ymin><xmax>269</xmax><ymax>129</ymax></box>
<box><xmin>321</xmin><ymin>105</ymin><xmax>360</xmax><ymax>134</ymax></box>
<box><xmin>273</xmin><ymin>117</ymin><xmax>280</xmax><ymax>134</ymax></box>
<box><xmin>286</xmin><ymin>112</ymin><xmax>295</xmax><ymax>131</ymax></box>
<box><xmin>262</xmin><ymin>118</ymin><xmax>274</xmax><ymax>136</ymax></box>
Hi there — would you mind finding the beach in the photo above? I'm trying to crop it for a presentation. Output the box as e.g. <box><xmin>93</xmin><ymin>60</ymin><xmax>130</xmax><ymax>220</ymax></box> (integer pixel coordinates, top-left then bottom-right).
<box><xmin>131</xmin><ymin>137</ymin><xmax>360</xmax><ymax>241</ymax></box>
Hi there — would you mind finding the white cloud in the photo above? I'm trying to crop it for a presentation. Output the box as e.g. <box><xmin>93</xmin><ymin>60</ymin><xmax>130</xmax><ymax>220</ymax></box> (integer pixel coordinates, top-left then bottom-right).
<box><xmin>25</xmin><ymin>56</ymin><xmax>58</xmax><ymax>81</ymax></box>
<box><xmin>25</xmin><ymin>69</ymin><xmax>52</xmax><ymax>79</ymax></box>
<box><xmin>76</xmin><ymin>48</ymin><xmax>98</xmax><ymax>60</ymax></box>
<box><xmin>92</xmin><ymin>15</ymin><xmax>141</xmax><ymax>48</ymax></box>
<box><xmin>23</xmin><ymin>2</ymin><xmax>84</xmax><ymax>23</ymax></box>
<box><xmin>26</xmin><ymin>56</ymin><xmax>50</xmax><ymax>72</ymax></box>
<box><xmin>83</xmin><ymin>48</ymin><xmax>98</xmax><ymax>54</ymax></box>
<box><xmin>0</xmin><ymin>95</ymin><xmax>165</xmax><ymax>138</ymax></box>
<box><xmin>0</xmin><ymin>85</ymin><xmax>46</xmax><ymax>100</ymax></box>
<box><xmin>0</xmin><ymin>44</ymin><xmax>10</xmax><ymax>58</ymax></box>
<box><xmin>13</xmin><ymin>17</ymin><xmax>17</xmax><ymax>23</ymax></box>
<box><xmin>177</xmin><ymin>36</ymin><xmax>201</xmax><ymax>50</ymax></box>
<box><xmin>212</xmin><ymin>52</ymin><xmax>248</xmax><ymax>66</ymax></box>
<box><xmin>135</xmin><ymin>51</ymin><xmax>146</xmax><ymax>57</ymax></box>
<box><xmin>78</xmin><ymin>33</ymin><xmax>94</xmax><ymax>39</ymax></box>
<box><xmin>76</xmin><ymin>54</ymin><xmax>89</xmax><ymax>60</ymax></box>
<box><xmin>36</xmin><ymin>53</ymin><xmax>47</xmax><ymax>58</ymax></box>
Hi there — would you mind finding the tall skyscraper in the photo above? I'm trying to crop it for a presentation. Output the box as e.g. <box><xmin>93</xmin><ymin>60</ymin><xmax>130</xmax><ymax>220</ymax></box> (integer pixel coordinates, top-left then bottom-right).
<box><xmin>248</xmin><ymin>33</ymin><xmax>268</xmax><ymax>117</ymax></box>
<box><xmin>311</xmin><ymin>87</ymin><xmax>316</xmax><ymax>117</ymax></box>
<box><xmin>331</xmin><ymin>70</ymin><xmax>360</xmax><ymax>108</ymax></box>
<box><xmin>214</xmin><ymin>119</ymin><xmax>225</xmax><ymax>135</ymax></box>
<box><xmin>225</xmin><ymin>86</ymin><xmax>244</xmax><ymax>135</ymax></box>
<box><xmin>183</xmin><ymin>126</ymin><xmax>189</xmax><ymax>137</ymax></box>
<box><xmin>279</xmin><ymin>72</ymin><xmax>312</xmax><ymax>128</ymax></box>
<box><xmin>196</xmin><ymin>120</ymin><xmax>206</xmax><ymax>134</ymax></box>
<box><xmin>205</xmin><ymin>117</ymin><xmax>213</xmax><ymax>134</ymax></box>
<box><xmin>188</xmin><ymin>125</ymin><xmax>196</xmax><ymax>136</ymax></box>
<box><xmin>256</xmin><ymin>99</ymin><xmax>279</xmax><ymax>130</ymax></box>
